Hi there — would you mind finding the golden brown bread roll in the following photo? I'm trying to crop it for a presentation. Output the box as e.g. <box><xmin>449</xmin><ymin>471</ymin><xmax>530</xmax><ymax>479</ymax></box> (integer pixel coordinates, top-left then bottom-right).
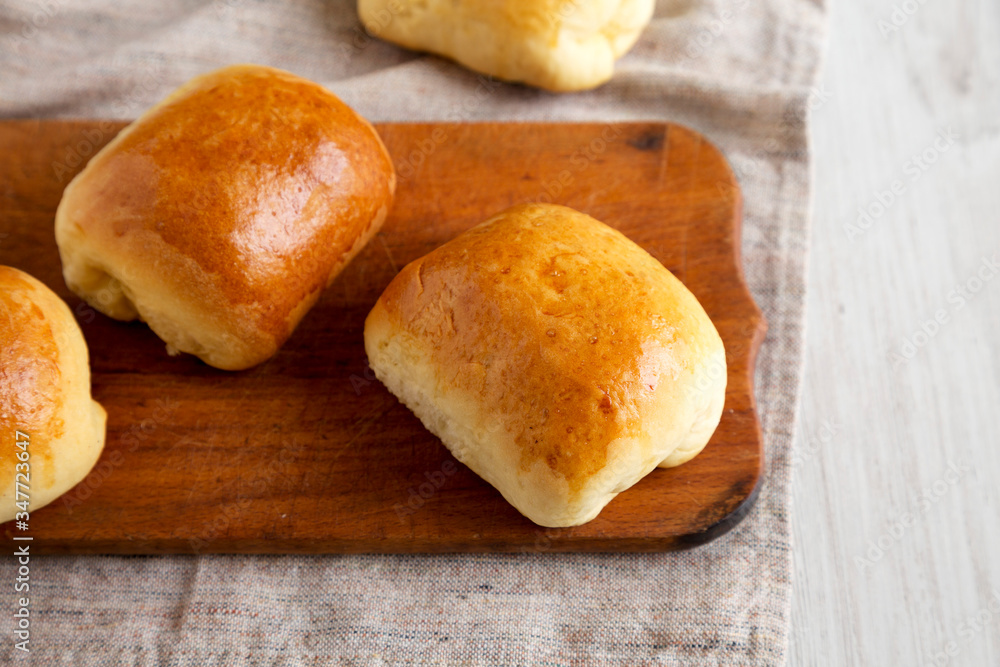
<box><xmin>1</xmin><ymin>267</ymin><xmax>106</xmax><ymax>523</ymax></box>
<box><xmin>364</xmin><ymin>204</ymin><xmax>727</xmax><ymax>527</ymax></box>
<box><xmin>55</xmin><ymin>64</ymin><xmax>396</xmax><ymax>371</ymax></box>
<box><xmin>358</xmin><ymin>0</ymin><xmax>654</xmax><ymax>91</ymax></box>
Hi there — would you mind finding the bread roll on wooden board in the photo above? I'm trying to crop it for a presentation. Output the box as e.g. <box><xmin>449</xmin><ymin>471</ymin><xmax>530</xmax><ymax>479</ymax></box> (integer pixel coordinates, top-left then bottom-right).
<box><xmin>55</xmin><ymin>64</ymin><xmax>396</xmax><ymax>371</ymax></box>
<box><xmin>358</xmin><ymin>0</ymin><xmax>654</xmax><ymax>91</ymax></box>
<box><xmin>365</xmin><ymin>204</ymin><xmax>727</xmax><ymax>527</ymax></box>
<box><xmin>0</xmin><ymin>266</ymin><xmax>106</xmax><ymax>523</ymax></box>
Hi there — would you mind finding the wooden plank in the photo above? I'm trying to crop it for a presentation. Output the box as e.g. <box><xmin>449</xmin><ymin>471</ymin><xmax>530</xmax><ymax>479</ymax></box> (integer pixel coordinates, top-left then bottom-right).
<box><xmin>790</xmin><ymin>0</ymin><xmax>1000</xmax><ymax>664</ymax></box>
<box><xmin>0</xmin><ymin>121</ymin><xmax>765</xmax><ymax>553</ymax></box>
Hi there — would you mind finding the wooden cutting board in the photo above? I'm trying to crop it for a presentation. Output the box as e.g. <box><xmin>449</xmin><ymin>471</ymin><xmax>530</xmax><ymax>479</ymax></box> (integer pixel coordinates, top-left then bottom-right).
<box><xmin>0</xmin><ymin>121</ymin><xmax>765</xmax><ymax>553</ymax></box>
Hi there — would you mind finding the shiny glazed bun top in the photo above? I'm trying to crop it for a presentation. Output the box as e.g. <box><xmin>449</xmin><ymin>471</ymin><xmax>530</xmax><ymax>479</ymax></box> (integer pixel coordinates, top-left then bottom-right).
<box><xmin>56</xmin><ymin>64</ymin><xmax>396</xmax><ymax>370</ymax></box>
<box><xmin>1</xmin><ymin>266</ymin><xmax>106</xmax><ymax>522</ymax></box>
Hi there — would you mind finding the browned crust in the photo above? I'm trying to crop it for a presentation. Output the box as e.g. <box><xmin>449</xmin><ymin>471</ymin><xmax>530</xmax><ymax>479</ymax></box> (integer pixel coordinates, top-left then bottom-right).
<box><xmin>0</xmin><ymin>267</ymin><xmax>65</xmax><ymax>470</ymax></box>
<box><xmin>58</xmin><ymin>65</ymin><xmax>396</xmax><ymax>366</ymax></box>
<box><xmin>372</xmin><ymin>203</ymin><xmax>720</xmax><ymax>494</ymax></box>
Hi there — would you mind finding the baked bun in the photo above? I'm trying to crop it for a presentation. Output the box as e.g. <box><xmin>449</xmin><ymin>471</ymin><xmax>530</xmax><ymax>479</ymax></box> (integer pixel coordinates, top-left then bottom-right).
<box><xmin>55</xmin><ymin>64</ymin><xmax>396</xmax><ymax>371</ymax></box>
<box><xmin>1</xmin><ymin>267</ymin><xmax>107</xmax><ymax>523</ymax></box>
<box><xmin>358</xmin><ymin>0</ymin><xmax>653</xmax><ymax>91</ymax></box>
<box><xmin>364</xmin><ymin>204</ymin><xmax>726</xmax><ymax>527</ymax></box>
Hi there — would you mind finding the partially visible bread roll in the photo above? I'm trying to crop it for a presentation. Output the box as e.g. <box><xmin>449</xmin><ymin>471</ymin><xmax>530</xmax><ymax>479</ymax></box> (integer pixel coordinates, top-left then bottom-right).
<box><xmin>55</xmin><ymin>64</ymin><xmax>396</xmax><ymax>371</ymax></box>
<box><xmin>364</xmin><ymin>204</ymin><xmax>726</xmax><ymax>527</ymax></box>
<box><xmin>1</xmin><ymin>267</ymin><xmax>107</xmax><ymax>523</ymax></box>
<box><xmin>358</xmin><ymin>0</ymin><xmax>654</xmax><ymax>91</ymax></box>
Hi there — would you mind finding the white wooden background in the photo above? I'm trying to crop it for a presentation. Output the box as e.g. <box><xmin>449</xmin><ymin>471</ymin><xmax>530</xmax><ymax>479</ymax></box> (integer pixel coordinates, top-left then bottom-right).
<box><xmin>789</xmin><ymin>0</ymin><xmax>1000</xmax><ymax>664</ymax></box>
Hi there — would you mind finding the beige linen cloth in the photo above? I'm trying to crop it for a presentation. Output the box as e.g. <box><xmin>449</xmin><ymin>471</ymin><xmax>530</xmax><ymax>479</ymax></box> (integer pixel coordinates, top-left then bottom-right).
<box><xmin>0</xmin><ymin>0</ymin><xmax>826</xmax><ymax>664</ymax></box>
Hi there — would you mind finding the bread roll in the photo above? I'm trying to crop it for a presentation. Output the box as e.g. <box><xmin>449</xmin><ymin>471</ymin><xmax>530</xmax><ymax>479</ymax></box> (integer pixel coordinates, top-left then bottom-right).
<box><xmin>364</xmin><ymin>204</ymin><xmax>726</xmax><ymax>527</ymax></box>
<box><xmin>55</xmin><ymin>64</ymin><xmax>396</xmax><ymax>371</ymax></box>
<box><xmin>358</xmin><ymin>0</ymin><xmax>654</xmax><ymax>91</ymax></box>
<box><xmin>1</xmin><ymin>267</ymin><xmax>107</xmax><ymax>523</ymax></box>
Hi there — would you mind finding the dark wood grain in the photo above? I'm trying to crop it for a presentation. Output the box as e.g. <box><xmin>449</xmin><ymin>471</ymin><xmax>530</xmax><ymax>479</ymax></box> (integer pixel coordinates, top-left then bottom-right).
<box><xmin>0</xmin><ymin>121</ymin><xmax>765</xmax><ymax>553</ymax></box>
